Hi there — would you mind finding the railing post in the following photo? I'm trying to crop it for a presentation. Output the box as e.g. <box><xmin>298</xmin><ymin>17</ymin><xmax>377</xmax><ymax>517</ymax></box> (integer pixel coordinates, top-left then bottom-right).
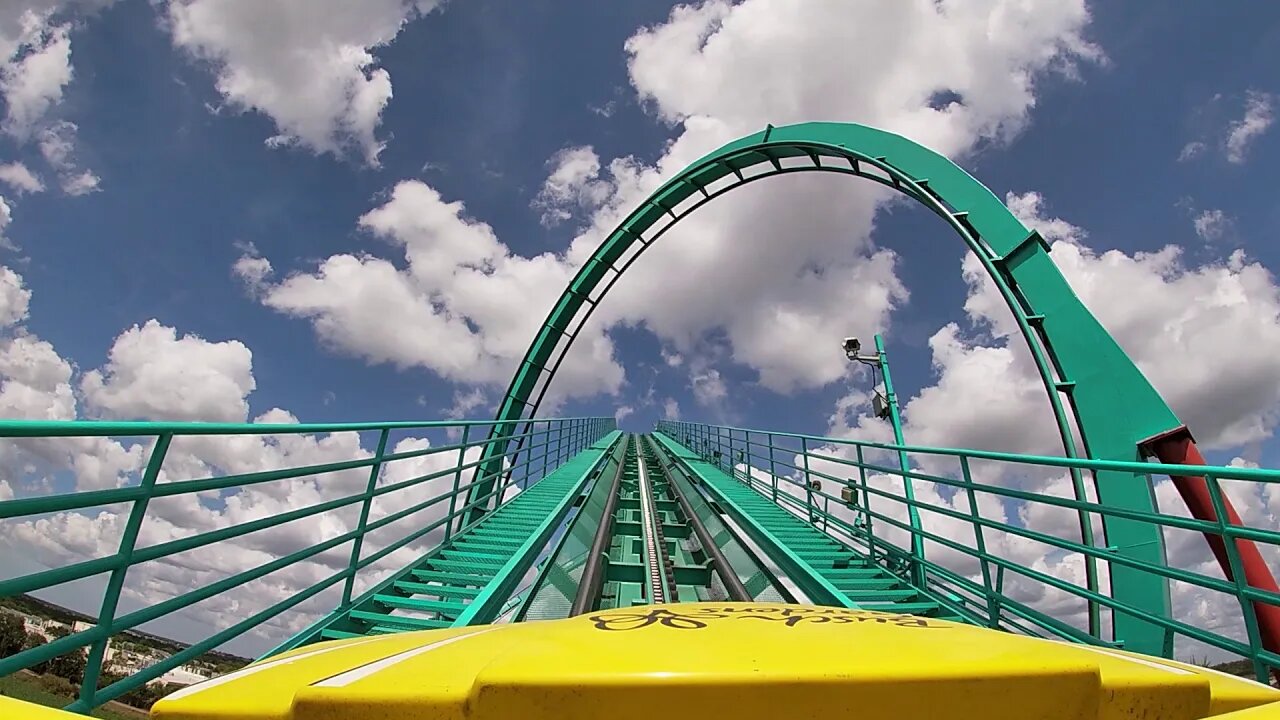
<box><xmin>960</xmin><ymin>455</ymin><xmax>998</xmax><ymax>628</ymax></box>
<box><xmin>719</xmin><ymin>426</ymin><xmax>729</xmax><ymax>472</ymax></box>
<box><xmin>342</xmin><ymin>427</ymin><xmax>389</xmax><ymax>606</ymax></box>
<box><xmin>549</xmin><ymin>419</ymin><xmax>560</xmax><ymax>473</ymax></box>
<box><xmin>801</xmin><ymin>437</ymin><xmax>815</xmax><ymax>523</ymax></box>
<box><xmin>768</xmin><ymin>432</ymin><xmax>778</xmax><ymax>502</ymax></box>
<box><xmin>495</xmin><ymin>425</ymin><xmax>514</xmax><ymax>503</ymax></box>
<box><xmin>77</xmin><ymin>432</ymin><xmax>173</xmax><ymax>710</ymax></box>
<box><xmin>446</xmin><ymin>425</ymin><xmax>470</xmax><ymax>542</ymax></box>
<box><xmin>1206</xmin><ymin>473</ymin><xmax>1269</xmax><ymax>682</ymax></box>
<box><xmin>537</xmin><ymin>420</ymin><xmax>549</xmax><ymax>488</ymax></box>
<box><xmin>994</xmin><ymin>565</ymin><xmax>1006</xmax><ymax>627</ymax></box>
<box><xmin>856</xmin><ymin>444</ymin><xmax>876</xmax><ymax>561</ymax></box>
<box><xmin>731</xmin><ymin>431</ymin><xmax>740</xmax><ymax>480</ymax></box>
<box><xmin>517</xmin><ymin>422</ymin><xmax>531</xmax><ymax>491</ymax></box>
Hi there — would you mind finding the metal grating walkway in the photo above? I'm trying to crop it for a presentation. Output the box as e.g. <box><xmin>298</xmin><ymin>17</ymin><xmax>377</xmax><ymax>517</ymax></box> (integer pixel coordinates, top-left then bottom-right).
<box><xmin>653</xmin><ymin>432</ymin><xmax>963</xmax><ymax>621</ymax></box>
<box><xmin>298</xmin><ymin>431</ymin><xmax>624</xmax><ymax>644</ymax></box>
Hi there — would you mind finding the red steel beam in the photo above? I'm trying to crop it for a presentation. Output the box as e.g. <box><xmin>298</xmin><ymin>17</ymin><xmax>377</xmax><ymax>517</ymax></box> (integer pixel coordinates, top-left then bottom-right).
<box><xmin>1144</xmin><ymin>427</ymin><xmax>1280</xmax><ymax>680</ymax></box>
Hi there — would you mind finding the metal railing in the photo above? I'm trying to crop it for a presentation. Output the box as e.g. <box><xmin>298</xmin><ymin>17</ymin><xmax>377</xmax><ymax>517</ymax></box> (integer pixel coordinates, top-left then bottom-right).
<box><xmin>658</xmin><ymin>419</ymin><xmax>1280</xmax><ymax>682</ymax></box>
<box><xmin>0</xmin><ymin>416</ymin><xmax>613</xmax><ymax>713</ymax></box>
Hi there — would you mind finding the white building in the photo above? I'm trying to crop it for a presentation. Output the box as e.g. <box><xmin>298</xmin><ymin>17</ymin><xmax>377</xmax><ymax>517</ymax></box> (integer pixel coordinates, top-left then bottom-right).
<box><xmin>14</xmin><ymin>613</ymin><xmax>70</xmax><ymax>640</ymax></box>
<box><xmin>155</xmin><ymin>664</ymin><xmax>211</xmax><ymax>687</ymax></box>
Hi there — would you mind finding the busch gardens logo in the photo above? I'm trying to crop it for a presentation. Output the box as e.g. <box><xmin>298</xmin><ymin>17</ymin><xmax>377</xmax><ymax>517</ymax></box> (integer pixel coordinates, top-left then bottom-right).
<box><xmin>587</xmin><ymin>606</ymin><xmax>943</xmax><ymax>631</ymax></box>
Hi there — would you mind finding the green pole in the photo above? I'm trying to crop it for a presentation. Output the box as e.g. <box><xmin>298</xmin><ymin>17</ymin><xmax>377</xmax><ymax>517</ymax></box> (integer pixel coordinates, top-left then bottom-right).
<box><xmin>875</xmin><ymin>334</ymin><xmax>926</xmax><ymax>588</ymax></box>
<box><xmin>342</xmin><ymin>428</ymin><xmax>388</xmax><ymax>606</ymax></box>
<box><xmin>77</xmin><ymin>433</ymin><xmax>173</xmax><ymax>710</ymax></box>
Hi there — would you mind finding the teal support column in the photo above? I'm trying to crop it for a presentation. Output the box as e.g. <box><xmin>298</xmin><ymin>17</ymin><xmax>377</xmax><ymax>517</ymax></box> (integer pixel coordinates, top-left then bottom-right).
<box><xmin>876</xmin><ymin>334</ymin><xmax>926</xmax><ymax>588</ymax></box>
<box><xmin>73</xmin><ymin>433</ymin><xmax>173</xmax><ymax>713</ymax></box>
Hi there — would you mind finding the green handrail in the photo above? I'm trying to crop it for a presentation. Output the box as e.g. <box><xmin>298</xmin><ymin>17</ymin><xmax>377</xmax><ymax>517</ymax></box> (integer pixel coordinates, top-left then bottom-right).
<box><xmin>657</xmin><ymin>420</ymin><xmax>1280</xmax><ymax>682</ymax></box>
<box><xmin>0</xmin><ymin>416</ymin><xmax>614</xmax><ymax>714</ymax></box>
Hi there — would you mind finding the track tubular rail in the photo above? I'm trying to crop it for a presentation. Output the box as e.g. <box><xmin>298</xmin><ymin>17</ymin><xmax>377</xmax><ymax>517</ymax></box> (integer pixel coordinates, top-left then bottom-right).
<box><xmin>645</xmin><ymin>435</ymin><xmax>751</xmax><ymax>602</ymax></box>
<box><xmin>570</xmin><ymin>441</ymin><xmax>627</xmax><ymax>615</ymax></box>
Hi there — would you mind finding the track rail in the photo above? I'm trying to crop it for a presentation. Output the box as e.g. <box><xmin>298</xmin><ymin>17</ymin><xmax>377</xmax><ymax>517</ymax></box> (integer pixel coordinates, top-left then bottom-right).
<box><xmin>635</xmin><ymin>436</ymin><xmax>671</xmax><ymax>604</ymax></box>
<box><xmin>569</xmin><ymin>444</ymin><xmax>626</xmax><ymax>616</ymax></box>
<box><xmin>645</xmin><ymin>436</ymin><xmax>751</xmax><ymax>602</ymax></box>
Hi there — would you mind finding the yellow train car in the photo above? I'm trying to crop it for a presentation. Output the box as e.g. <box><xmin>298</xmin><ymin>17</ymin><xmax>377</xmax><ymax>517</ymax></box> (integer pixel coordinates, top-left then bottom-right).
<box><xmin>111</xmin><ymin>602</ymin><xmax>1280</xmax><ymax>720</ymax></box>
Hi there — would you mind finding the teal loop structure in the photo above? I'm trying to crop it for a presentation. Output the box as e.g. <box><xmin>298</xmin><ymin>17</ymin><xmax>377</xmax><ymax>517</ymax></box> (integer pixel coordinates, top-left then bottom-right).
<box><xmin>476</xmin><ymin>121</ymin><xmax>1181</xmax><ymax>656</ymax></box>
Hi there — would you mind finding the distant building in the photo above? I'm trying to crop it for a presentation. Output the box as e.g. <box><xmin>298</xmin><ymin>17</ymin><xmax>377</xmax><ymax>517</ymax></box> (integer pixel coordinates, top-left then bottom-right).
<box><xmin>5</xmin><ymin>604</ymin><xmax>221</xmax><ymax>688</ymax></box>
<box><xmin>156</xmin><ymin>664</ymin><xmax>211</xmax><ymax>687</ymax></box>
<box><xmin>11</xmin><ymin>612</ymin><xmax>71</xmax><ymax>641</ymax></box>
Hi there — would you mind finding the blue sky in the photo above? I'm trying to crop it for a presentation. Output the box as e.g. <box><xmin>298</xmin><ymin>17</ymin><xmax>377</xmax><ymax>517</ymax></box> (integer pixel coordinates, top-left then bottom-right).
<box><xmin>1</xmin><ymin>0</ymin><xmax>1280</xmax><ymax>655</ymax></box>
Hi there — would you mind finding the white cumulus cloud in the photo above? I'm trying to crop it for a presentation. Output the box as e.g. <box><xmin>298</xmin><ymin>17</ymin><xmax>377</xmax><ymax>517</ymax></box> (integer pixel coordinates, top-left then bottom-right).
<box><xmin>916</xmin><ymin>193</ymin><xmax>1280</xmax><ymax>455</ymax></box>
<box><xmin>240</xmin><ymin>180</ymin><xmax>626</xmax><ymax>401</ymax></box>
<box><xmin>0</xmin><ymin>194</ymin><xmax>13</xmax><ymax>250</ymax></box>
<box><xmin>1192</xmin><ymin>208</ymin><xmax>1231</xmax><ymax>243</ymax></box>
<box><xmin>166</xmin><ymin>0</ymin><xmax>444</xmax><ymax>165</ymax></box>
<box><xmin>0</xmin><ymin>161</ymin><xmax>44</xmax><ymax>193</ymax></box>
<box><xmin>240</xmin><ymin>0</ymin><xmax>1104</xmax><ymax>420</ymax></box>
<box><xmin>80</xmin><ymin>319</ymin><xmax>257</xmax><ymax>422</ymax></box>
<box><xmin>0</xmin><ymin>263</ymin><xmax>31</xmax><ymax>326</ymax></box>
<box><xmin>567</xmin><ymin>0</ymin><xmax>1100</xmax><ymax>395</ymax></box>
<box><xmin>0</xmin><ymin>2</ymin><xmax>113</xmax><ymax>193</ymax></box>
<box><xmin>36</xmin><ymin>119</ymin><xmax>100</xmax><ymax>195</ymax></box>
<box><xmin>1225</xmin><ymin>91</ymin><xmax>1274</xmax><ymax>164</ymax></box>
<box><xmin>534</xmin><ymin>146</ymin><xmax>612</xmax><ymax>227</ymax></box>
<box><xmin>0</xmin><ymin>18</ymin><xmax>71</xmax><ymax>138</ymax></box>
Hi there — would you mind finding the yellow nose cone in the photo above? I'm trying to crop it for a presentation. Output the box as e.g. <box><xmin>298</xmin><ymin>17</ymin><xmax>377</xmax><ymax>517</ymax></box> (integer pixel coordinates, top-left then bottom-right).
<box><xmin>151</xmin><ymin>602</ymin><xmax>1279</xmax><ymax>720</ymax></box>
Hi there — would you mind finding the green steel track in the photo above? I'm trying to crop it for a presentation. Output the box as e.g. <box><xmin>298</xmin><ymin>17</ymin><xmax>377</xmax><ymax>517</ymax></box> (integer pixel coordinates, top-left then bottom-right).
<box><xmin>597</xmin><ymin>435</ymin><xmax>708</xmax><ymax>608</ymax></box>
<box><xmin>365</xmin><ymin>431</ymin><xmax>964</xmax><ymax>633</ymax></box>
<box><xmin>513</xmin><ymin>433</ymin><xmax>797</xmax><ymax>621</ymax></box>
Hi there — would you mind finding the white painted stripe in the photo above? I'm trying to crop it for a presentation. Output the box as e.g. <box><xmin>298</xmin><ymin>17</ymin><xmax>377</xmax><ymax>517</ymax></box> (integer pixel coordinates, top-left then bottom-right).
<box><xmin>164</xmin><ymin>637</ymin><xmax>382</xmax><ymax>701</ymax></box>
<box><xmin>1074</xmin><ymin>644</ymin><xmax>1194</xmax><ymax>676</ymax></box>
<box><xmin>313</xmin><ymin>628</ymin><xmax>493</xmax><ymax>688</ymax></box>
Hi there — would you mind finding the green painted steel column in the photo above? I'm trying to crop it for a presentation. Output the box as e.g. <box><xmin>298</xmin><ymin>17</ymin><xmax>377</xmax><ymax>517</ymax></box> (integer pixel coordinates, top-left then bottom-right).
<box><xmin>73</xmin><ymin>433</ymin><xmax>172</xmax><ymax>712</ymax></box>
<box><xmin>876</xmin><ymin>334</ymin><xmax>926</xmax><ymax>588</ymax></box>
<box><xmin>342</xmin><ymin>428</ymin><xmax>389</xmax><ymax>605</ymax></box>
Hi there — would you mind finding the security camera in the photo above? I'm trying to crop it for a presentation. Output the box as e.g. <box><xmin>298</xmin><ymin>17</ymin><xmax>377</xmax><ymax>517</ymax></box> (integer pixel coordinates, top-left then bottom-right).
<box><xmin>842</xmin><ymin>337</ymin><xmax>860</xmax><ymax>359</ymax></box>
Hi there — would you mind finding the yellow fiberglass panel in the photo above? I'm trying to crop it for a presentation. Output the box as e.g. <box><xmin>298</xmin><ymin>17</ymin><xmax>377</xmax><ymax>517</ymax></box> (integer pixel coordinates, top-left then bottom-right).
<box><xmin>0</xmin><ymin>696</ymin><xmax>90</xmax><ymax>719</ymax></box>
<box><xmin>153</xmin><ymin>602</ymin><xmax>1280</xmax><ymax>720</ymax></box>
